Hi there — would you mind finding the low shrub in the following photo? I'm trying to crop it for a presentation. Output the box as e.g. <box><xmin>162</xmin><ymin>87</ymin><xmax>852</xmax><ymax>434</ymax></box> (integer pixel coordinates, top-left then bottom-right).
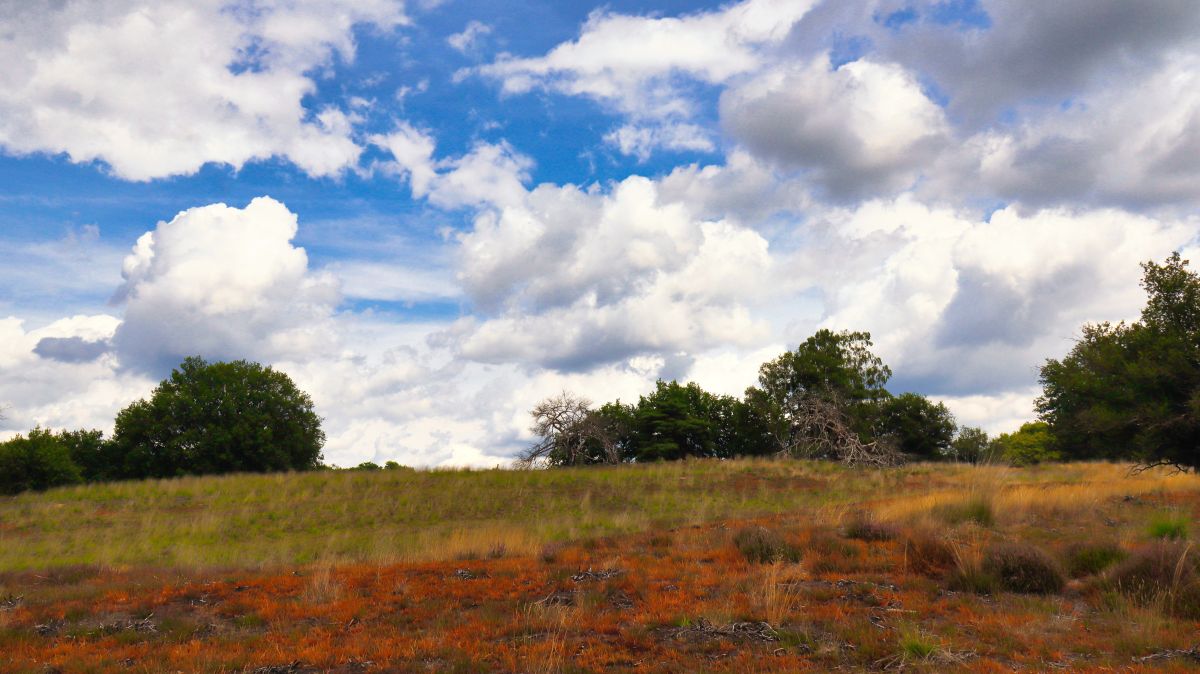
<box><xmin>843</xmin><ymin>513</ymin><xmax>899</xmax><ymax>542</ymax></box>
<box><xmin>806</xmin><ymin>531</ymin><xmax>861</xmax><ymax>574</ymax></box>
<box><xmin>980</xmin><ymin>543</ymin><xmax>1065</xmax><ymax>594</ymax></box>
<box><xmin>1106</xmin><ymin>542</ymin><xmax>1200</xmax><ymax>619</ymax></box>
<box><xmin>902</xmin><ymin>530</ymin><xmax>955</xmax><ymax>576</ymax></box>
<box><xmin>539</xmin><ymin>542</ymin><xmax>565</xmax><ymax>564</ymax></box>
<box><xmin>733</xmin><ymin>526</ymin><xmax>801</xmax><ymax>564</ymax></box>
<box><xmin>1147</xmin><ymin>514</ymin><xmax>1189</xmax><ymax>541</ymax></box>
<box><xmin>1065</xmin><ymin>541</ymin><xmax>1126</xmax><ymax>578</ymax></box>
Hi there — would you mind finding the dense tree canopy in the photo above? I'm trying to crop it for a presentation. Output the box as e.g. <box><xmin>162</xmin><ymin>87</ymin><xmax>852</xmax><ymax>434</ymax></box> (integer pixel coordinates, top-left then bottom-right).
<box><xmin>746</xmin><ymin>330</ymin><xmax>899</xmax><ymax>460</ymax></box>
<box><xmin>623</xmin><ymin>381</ymin><xmax>771</xmax><ymax>462</ymax></box>
<box><xmin>110</xmin><ymin>357</ymin><xmax>325</xmax><ymax>478</ymax></box>
<box><xmin>876</xmin><ymin>392</ymin><xmax>956</xmax><ymax>460</ymax></box>
<box><xmin>524</xmin><ymin>329</ymin><xmax>962</xmax><ymax>467</ymax></box>
<box><xmin>0</xmin><ymin>428</ymin><xmax>83</xmax><ymax>494</ymax></box>
<box><xmin>1038</xmin><ymin>253</ymin><xmax>1200</xmax><ymax>471</ymax></box>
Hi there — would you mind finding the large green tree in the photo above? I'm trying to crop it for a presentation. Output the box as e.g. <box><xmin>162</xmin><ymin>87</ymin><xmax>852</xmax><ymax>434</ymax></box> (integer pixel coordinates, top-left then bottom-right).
<box><xmin>877</xmin><ymin>392</ymin><xmax>957</xmax><ymax>460</ymax></box>
<box><xmin>627</xmin><ymin>380</ymin><xmax>765</xmax><ymax>462</ymax></box>
<box><xmin>110</xmin><ymin>357</ymin><xmax>325</xmax><ymax>478</ymax></box>
<box><xmin>1037</xmin><ymin>253</ymin><xmax>1200</xmax><ymax>471</ymax></box>
<box><xmin>748</xmin><ymin>329</ymin><xmax>893</xmax><ymax>455</ymax></box>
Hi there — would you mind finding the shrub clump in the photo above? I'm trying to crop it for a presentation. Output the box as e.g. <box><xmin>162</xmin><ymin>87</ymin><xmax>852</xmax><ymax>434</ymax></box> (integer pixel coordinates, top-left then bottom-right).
<box><xmin>980</xmin><ymin>543</ymin><xmax>1066</xmax><ymax>594</ymax></box>
<box><xmin>1105</xmin><ymin>542</ymin><xmax>1200</xmax><ymax>619</ymax></box>
<box><xmin>1065</xmin><ymin>541</ymin><xmax>1127</xmax><ymax>578</ymax></box>
<box><xmin>843</xmin><ymin>513</ymin><xmax>899</xmax><ymax>542</ymax></box>
<box><xmin>733</xmin><ymin>526</ymin><xmax>801</xmax><ymax>564</ymax></box>
<box><xmin>902</xmin><ymin>530</ymin><xmax>955</xmax><ymax>576</ymax></box>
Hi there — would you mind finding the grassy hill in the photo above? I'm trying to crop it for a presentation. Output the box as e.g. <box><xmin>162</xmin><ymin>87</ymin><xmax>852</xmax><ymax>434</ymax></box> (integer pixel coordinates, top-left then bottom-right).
<box><xmin>2</xmin><ymin>460</ymin><xmax>1198</xmax><ymax>672</ymax></box>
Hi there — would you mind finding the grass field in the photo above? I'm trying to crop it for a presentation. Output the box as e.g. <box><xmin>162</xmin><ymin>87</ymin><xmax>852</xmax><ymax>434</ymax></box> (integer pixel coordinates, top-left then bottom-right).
<box><xmin>2</xmin><ymin>460</ymin><xmax>1199</xmax><ymax>672</ymax></box>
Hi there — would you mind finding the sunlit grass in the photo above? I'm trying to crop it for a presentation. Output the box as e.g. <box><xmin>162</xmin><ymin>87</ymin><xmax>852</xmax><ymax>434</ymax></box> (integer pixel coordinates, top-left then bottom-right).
<box><xmin>1</xmin><ymin>459</ymin><xmax>1197</xmax><ymax>573</ymax></box>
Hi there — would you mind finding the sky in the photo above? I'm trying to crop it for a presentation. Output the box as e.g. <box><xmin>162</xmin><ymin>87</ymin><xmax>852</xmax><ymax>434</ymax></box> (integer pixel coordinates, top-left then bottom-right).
<box><xmin>1</xmin><ymin>0</ymin><xmax>1198</xmax><ymax>467</ymax></box>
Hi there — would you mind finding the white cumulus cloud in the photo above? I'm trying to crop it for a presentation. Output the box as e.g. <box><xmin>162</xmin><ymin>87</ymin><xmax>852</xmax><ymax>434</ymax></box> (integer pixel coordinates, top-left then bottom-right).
<box><xmin>0</xmin><ymin>0</ymin><xmax>406</xmax><ymax>180</ymax></box>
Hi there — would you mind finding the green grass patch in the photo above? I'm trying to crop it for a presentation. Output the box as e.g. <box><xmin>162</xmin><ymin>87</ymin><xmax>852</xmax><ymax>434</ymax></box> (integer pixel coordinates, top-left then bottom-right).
<box><xmin>1065</xmin><ymin>541</ymin><xmax>1127</xmax><ymax>578</ymax></box>
<box><xmin>1147</xmin><ymin>513</ymin><xmax>1189</xmax><ymax>540</ymax></box>
<box><xmin>934</xmin><ymin>495</ymin><xmax>995</xmax><ymax>527</ymax></box>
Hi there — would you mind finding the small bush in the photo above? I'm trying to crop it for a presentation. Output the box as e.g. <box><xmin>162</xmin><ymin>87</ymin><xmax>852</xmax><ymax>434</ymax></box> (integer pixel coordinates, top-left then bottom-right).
<box><xmin>1147</xmin><ymin>514</ymin><xmax>1189</xmax><ymax>541</ymax></box>
<box><xmin>733</xmin><ymin>526</ymin><xmax>801</xmax><ymax>564</ymax></box>
<box><xmin>981</xmin><ymin>543</ymin><xmax>1066</xmax><ymax>594</ymax></box>
<box><xmin>934</xmin><ymin>496</ymin><xmax>995</xmax><ymax>527</ymax></box>
<box><xmin>902</xmin><ymin>530</ymin><xmax>955</xmax><ymax>576</ymax></box>
<box><xmin>1106</xmin><ymin>542</ymin><xmax>1200</xmax><ymax>619</ymax></box>
<box><xmin>539</xmin><ymin>542</ymin><xmax>565</xmax><ymax>564</ymax></box>
<box><xmin>948</xmin><ymin>564</ymin><xmax>999</xmax><ymax>594</ymax></box>
<box><xmin>1065</xmin><ymin>542</ymin><xmax>1127</xmax><ymax>578</ymax></box>
<box><xmin>843</xmin><ymin>513</ymin><xmax>899</xmax><ymax>542</ymax></box>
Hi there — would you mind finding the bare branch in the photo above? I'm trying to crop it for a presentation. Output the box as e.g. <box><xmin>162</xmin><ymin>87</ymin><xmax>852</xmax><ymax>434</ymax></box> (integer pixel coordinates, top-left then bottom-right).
<box><xmin>777</xmin><ymin>394</ymin><xmax>902</xmax><ymax>467</ymax></box>
<box><xmin>525</xmin><ymin>391</ymin><xmax>622</xmax><ymax>467</ymax></box>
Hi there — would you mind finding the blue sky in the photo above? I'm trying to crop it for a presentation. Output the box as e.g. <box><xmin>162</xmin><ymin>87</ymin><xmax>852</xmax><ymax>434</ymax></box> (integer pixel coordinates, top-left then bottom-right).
<box><xmin>1</xmin><ymin>0</ymin><xmax>1198</xmax><ymax>466</ymax></box>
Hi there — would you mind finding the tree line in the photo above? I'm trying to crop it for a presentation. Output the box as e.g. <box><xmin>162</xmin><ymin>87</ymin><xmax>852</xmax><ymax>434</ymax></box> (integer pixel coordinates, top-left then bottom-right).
<box><xmin>525</xmin><ymin>253</ymin><xmax>1199</xmax><ymax>474</ymax></box>
<box><xmin>521</xmin><ymin>329</ymin><xmax>985</xmax><ymax>468</ymax></box>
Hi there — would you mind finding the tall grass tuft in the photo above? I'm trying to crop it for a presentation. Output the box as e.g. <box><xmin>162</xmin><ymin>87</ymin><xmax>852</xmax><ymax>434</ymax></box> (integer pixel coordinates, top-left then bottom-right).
<box><xmin>934</xmin><ymin>495</ymin><xmax>995</xmax><ymax>527</ymax></box>
<box><xmin>1105</xmin><ymin>541</ymin><xmax>1200</xmax><ymax>619</ymax></box>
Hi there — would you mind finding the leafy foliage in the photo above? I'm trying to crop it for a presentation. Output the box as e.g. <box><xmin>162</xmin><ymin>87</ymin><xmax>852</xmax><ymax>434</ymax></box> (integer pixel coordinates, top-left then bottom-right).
<box><xmin>749</xmin><ymin>329</ymin><xmax>892</xmax><ymax>454</ymax></box>
<box><xmin>1038</xmin><ymin>253</ymin><xmax>1200</xmax><ymax>471</ymax></box>
<box><xmin>949</xmin><ymin>426</ymin><xmax>992</xmax><ymax>463</ymax></box>
<box><xmin>876</xmin><ymin>393</ymin><xmax>956</xmax><ymax>459</ymax></box>
<box><xmin>626</xmin><ymin>381</ymin><xmax>770</xmax><ymax>462</ymax></box>
<box><xmin>990</xmin><ymin>421</ymin><xmax>1059</xmax><ymax>466</ymax></box>
<box><xmin>57</xmin><ymin>428</ymin><xmax>120</xmax><ymax>483</ymax></box>
<box><xmin>525</xmin><ymin>329</ymin><xmax>957</xmax><ymax>467</ymax></box>
<box><xmin>0</xmin><ymin>428</ymin><xmax>84</xmax><ymax>494</ymax></box>
<box><xmin>110</xmin><ymin>357</ymin><xmax>324</xmax><ymax>479</ymax></box>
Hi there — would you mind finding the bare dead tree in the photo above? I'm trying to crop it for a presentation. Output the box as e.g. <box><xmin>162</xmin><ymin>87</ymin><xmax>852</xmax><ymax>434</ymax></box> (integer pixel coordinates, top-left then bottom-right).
<box><xmin>518</xmin><ymin>392</ymin><xmax>628</xmax><ymax>468</ymax></box>
<box><xmin>777</xmin><ymin>394</ymin><xmax>902</xmax><ymax>467</ymax></box>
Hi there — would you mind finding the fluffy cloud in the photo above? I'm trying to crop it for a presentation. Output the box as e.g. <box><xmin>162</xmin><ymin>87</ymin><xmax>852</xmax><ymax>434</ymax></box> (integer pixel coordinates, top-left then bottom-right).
<box><xmin>0</xmin><ymin>315</ymin><xmax>150</xmax><ymax>439</ymax></box>
<box><xmin>721</xmin><ymin>57</ymin><xmax>950</xmax><ymax>199</ymax></box>
<box><xmin>111</xmin><ymin>197</ymin><xmax>341</xmax><ymax>372</ymax></box>
<box><xmin>604</xmin><ymin>122</ymin><xmax>715</xmax><ymax>160</ymax></box>
<box><xmin>0</xmin><ymin>0</ymin><xmax>406</xmax><ymax>180</ymax></box>
<box><xmin>969</xmin><ymin>54</ymin><xmax>1200</xmax><ymax>211</ymax></box>
<box><xmin>425</xmin><ymin>158</ymin><xmax>778</xmax><ymax>370</ymax></box>
<box><xmin>474</xmin><ymin>0</ymin><xmax>1200</xmax><ymax>214</ymax></box>
<box><xmin>474</xmin><ymin>0</ymin><xmax>815</xmax><ymax>156</ymax></box>
<box><xmin>810</xmin><ymin>198</ymin><xmax>1198</xmax><ymax>396</ymax></box>
<box><xmin>874</xmin><ymin>0</ymin><xmax>1200</xmax><ymax>126</ymax></box>
<box><xmin>477</xmin><ymin>0</ymin><xmax>813</xmax><ymax>107</ymax></box>
<box><xmin>447</xmin><ymin>20</ymin><xmax>491</xmax><ymax>53</ymax></box>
